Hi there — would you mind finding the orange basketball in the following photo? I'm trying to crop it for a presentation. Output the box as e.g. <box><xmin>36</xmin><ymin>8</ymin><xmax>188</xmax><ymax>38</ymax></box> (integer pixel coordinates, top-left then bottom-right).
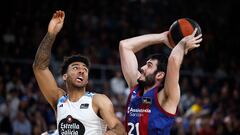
<box><xmin>168</xmin><ymin>18</ymin><xmax>202</xmax><ymax>47</ymax></box>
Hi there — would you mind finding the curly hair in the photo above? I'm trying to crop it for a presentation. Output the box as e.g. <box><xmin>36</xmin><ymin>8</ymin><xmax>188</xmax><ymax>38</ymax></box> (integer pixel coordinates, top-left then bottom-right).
<box><xmin>61</xmin><ymin>54</ymin><xmax>90</xmax><ymax>75</ymax></box>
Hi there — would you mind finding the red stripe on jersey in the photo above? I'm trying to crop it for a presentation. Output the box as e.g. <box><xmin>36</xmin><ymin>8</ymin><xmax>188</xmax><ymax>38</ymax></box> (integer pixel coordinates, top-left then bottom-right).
<box><xmin>125</xmin><ymin>85</ymin><xmax>138</xmax><ymax>131</ymax></box>
<box><xmin>139</xmin><ymin>104</ymin><xmax>150</xmax><ymax>135</ymax></box>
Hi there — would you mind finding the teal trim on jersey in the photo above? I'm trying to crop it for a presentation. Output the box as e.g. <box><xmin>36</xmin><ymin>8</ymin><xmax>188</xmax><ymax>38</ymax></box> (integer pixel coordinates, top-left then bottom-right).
<box><xmin>85</xmin><ymin>91</ymin><xmax>95</xmax><ymax>97</ymax></box>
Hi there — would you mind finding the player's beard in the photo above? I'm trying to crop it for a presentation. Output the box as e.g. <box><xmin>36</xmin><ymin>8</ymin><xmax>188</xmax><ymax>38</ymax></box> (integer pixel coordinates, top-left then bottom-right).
<box><xmin>137</xmin><ymin>71</ymin><xmax>157</xmax><ymax>88</ymax></box>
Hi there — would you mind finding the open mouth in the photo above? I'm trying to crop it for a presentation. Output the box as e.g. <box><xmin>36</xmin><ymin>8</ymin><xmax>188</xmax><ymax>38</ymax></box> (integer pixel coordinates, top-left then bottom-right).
<box><xmin>76</xmin><ymin>76</ymin><xmax>83</xmax><ymax>82</ymax></box>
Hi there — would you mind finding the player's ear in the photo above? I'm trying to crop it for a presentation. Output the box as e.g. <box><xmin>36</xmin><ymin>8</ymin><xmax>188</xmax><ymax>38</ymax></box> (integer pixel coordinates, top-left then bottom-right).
<box><xmin>156</xmin><ymin>72</ymin><xmax>165</xmax><ymax>80</ymax></box>
<box><xmin>62</xmin><ymin>74</ymin><xmax>67</xmax><ymax>81</ymax></box>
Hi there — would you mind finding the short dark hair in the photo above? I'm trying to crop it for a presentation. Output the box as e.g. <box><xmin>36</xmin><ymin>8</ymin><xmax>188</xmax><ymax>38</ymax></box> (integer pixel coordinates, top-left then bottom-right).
<box><xmin>147</xmin><ymin>53</ymin><xmax>168</xmax><ymax>73</ymax></box>
<box><xmin>61</xmin><ymin>54</ymin><xmax>91</xmax><ymax>75</ymax></box>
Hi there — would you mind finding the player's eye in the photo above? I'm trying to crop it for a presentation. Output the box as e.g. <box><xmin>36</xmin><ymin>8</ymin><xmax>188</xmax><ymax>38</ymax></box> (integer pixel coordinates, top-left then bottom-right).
<box><xmin>83</xmin><ymin>68</ymin><xmax>88</xmax><ymax>72</ymax></box>
<box><xmin>147</xmin><ymin>63</ymin><xmax>152</xmax><ymax>68</ymax></box>
<box><xmin>73</xmin><ymin>67</ymin><xmax>78</xmax><ymax>70</ymax></box>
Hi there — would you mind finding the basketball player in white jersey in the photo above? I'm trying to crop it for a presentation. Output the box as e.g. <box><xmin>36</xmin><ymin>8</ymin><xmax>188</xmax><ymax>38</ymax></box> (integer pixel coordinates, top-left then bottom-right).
<box><xmin>33</xmin><ymin>10</ymin><xmax>126</xmax><ymax>135</ymax></box>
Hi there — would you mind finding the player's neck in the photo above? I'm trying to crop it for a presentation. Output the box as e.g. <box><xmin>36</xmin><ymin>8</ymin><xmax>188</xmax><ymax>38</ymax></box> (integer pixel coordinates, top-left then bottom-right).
<box><xmin>143</xmin><ymin>83</ymin><xmax>159</xmax><ymax>94</ymax></box>
<box><xmin>67</xmin><ymin>87</ymin><xmax>86</xmax><ymax>102</ymax></box>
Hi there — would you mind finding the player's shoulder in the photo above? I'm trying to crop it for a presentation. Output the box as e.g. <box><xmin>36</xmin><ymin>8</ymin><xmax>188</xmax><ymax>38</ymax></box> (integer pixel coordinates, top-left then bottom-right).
<box><xmin>93</xmin><ymin>93</ymin><xmax>110</xmax><ymax>100</ymax></box>
<box><xmin>92</xmin><ymin>93</ymin><xmax>112</xmax><ymax>106</ymax></box>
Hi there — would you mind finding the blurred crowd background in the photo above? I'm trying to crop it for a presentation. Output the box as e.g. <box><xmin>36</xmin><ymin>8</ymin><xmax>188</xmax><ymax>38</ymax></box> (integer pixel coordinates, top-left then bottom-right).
<box><xmin>0</xmin><ymin>0</ymin><xmax>239</xmax><ymax>134</ymax></box>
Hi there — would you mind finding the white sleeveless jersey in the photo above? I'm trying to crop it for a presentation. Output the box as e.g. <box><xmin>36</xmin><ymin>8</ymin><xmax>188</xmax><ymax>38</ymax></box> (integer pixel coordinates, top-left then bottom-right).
<box><xmin>56</xmin><ymin>92</ymin><xmax>107</xmax><ymax>135</ymax></box>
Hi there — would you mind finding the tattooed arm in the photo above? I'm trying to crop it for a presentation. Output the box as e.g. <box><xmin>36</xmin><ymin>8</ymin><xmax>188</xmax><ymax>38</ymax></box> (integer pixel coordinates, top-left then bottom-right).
<box><xmin>33</xmin><ymin>10</ymin><xmax>65</xmax><ymax>111</ymax></box>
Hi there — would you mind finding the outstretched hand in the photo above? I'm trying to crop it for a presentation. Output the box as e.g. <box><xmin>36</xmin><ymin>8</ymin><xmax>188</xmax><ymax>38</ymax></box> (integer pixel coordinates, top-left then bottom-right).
<box><xmin>180</xmin><ymin>28</ymin><xmax>202</xmax><ymax>54</ymax></box>
<box><xmin>48</xmin><ymin>10</ymin><xmax>65</xmax><ymax>36</ymax></box>
<box><xmin>162</xmin><ymin>31</ymin><xmax>173</xmax><ymax>49</ymax></box>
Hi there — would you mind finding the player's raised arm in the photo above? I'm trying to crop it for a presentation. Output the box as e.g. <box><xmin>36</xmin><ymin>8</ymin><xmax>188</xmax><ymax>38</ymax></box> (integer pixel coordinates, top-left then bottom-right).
<box><xmin>163</xmin><ymin>29</ymin><xmax>202</xmax><ymax>113</ymax></box>
<box><xmin>33</xmin><ymin>10</ymin><xmax>65</xmax><ymax>110</ymax></box>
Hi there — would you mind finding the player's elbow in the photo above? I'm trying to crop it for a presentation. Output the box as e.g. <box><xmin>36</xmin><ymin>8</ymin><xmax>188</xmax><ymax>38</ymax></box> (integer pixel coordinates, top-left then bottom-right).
<box><xmin>32</xmin><ymin>62</ymin><xmax>38</xmax><ymax>71</ymax></box>
<box><xmin>32</xmin><ymin>61</ymin><xmax>46</xmax><ymax>71</ymax></box>
<box><xmin>119</xmin><ymin>40</ymin><xmax>130</xmax><ymax>51</ymax></box>
<box><xmin>119</xmin><ymin>40</ymin><xmax>125</xmax><ymax>50</ymax></box>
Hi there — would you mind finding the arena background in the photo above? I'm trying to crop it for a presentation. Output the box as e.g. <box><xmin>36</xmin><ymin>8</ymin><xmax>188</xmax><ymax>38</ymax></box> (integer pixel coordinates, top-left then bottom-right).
<box><xmin>0</xmin><ymin>0</ymin><xmax>239</xmax><ymax>134</ymax></box>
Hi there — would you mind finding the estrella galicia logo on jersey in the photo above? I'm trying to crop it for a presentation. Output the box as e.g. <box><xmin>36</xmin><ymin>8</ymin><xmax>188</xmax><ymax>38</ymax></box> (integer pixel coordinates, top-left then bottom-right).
<box><xmin>59</xmin><ymin>115</ymin><xmax>85</xmax><ymax>135</ymax></box>
<box><xmin>80</xmin><ymin>103</ymin><xmax>89</xmax><ymax>109</ymax></box>
<box><xmin>142</xmin><ymin>97</ymin><xmax>152</xmax><ymax>104</ymax></box>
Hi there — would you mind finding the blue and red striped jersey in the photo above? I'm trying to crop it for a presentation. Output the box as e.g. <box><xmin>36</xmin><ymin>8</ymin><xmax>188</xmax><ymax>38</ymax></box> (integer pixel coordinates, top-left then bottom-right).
<box><xmin>125</xmin><ymin>85</ymin><xmax>176</xmax><ymax>135</ymax></box>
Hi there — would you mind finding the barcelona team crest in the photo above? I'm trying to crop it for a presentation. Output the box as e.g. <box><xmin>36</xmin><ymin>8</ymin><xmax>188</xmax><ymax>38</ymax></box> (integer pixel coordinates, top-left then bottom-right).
<box><xmin>142</xmin><ymin>97</ymin><xmax>152</xmax><ymax>104</ymax></box>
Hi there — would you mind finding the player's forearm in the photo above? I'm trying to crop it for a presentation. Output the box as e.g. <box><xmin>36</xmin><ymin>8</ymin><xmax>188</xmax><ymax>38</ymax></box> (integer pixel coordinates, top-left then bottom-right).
<box><xmin>108</xmin><ymin>123</ymin><xmax>126</xmax><ymax>135</ymax></box>
<box><xmin>168</xmin><ymin>40</ymin><xmax>185</xmax><ymax>69</ymax></box>
<box><xmin>163</xmin><ymin>41</ymin><xmax>185</xmax><ymax>104</ymax></box>
<box><xmin>33</xmin><ymin>32</ymin><xmax>56</xmax><ymax>70</ymax></box>
<box><xmin>119</xmin><ymin>33</ymin><xmax>166</xmax><ymax>53</ymax></box>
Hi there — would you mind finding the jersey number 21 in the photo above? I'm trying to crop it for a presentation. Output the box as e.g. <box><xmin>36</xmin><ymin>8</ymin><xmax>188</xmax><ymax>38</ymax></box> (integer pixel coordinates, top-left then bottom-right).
<box><xmin>128</xmin><ymin>122</ymin><xmax>139</xmax><ymax>135</ymax></box>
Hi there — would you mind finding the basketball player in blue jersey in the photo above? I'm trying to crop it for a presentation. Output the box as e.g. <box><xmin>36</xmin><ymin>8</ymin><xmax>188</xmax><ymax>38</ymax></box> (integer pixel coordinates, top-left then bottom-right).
<box><xmin>33</xmin><ymin>10</ymin><xmax>126</xmax><ymax>135</ymax></box>
<box><xmin>119</xmin><ymin>29</ymin><xmax>202</xmax><ymax>134</ymax></box>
